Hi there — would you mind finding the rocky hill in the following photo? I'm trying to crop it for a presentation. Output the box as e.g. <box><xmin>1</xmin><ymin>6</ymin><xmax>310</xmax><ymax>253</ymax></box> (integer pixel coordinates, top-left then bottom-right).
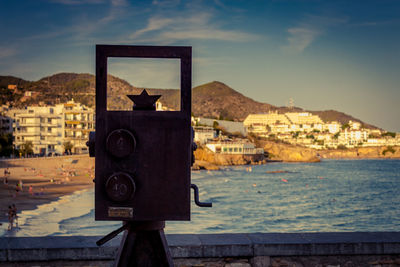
<box><xmin>0</xmin><ymin>73</ymin><xmax>377</xmax><ymax>128</ymax></box>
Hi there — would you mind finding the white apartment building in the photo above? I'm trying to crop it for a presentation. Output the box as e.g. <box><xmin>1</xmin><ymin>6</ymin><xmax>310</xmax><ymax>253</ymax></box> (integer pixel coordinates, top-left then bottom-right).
<box><xmin>12</xmin><ymin>106</ymin><xmax>64</xmax><ymax>156</ymax></box>
<box><xmin>285</xmin><ymin>112</ymin><xmax>324</xmax><ymax>131</ymax></box>
<box><xmin>339</xmin><ymin>128</ymin><xmax>369</xmax><ymax>146</ymax></box>
<box><xmin>349</xmin><ymin>120</ymin><xmax>361</xmax><ymax>130</ymax></box>
<box><xmin>243</xmin><ymin>112</ymin><xmax>291</xmax><ymax>136</ymax></box>
<box><xmin>324</xmin><ymin>121</ymin><xmax>342</xmax><ymax>134</ymax></box>
<box><xmin>206</xmin><ymin>139</ymin><xmax>264</xmax><ymax>155</ymax></box>
<box><xmin>9</xmin><ymin>99</ymin><xmax>94</xmax><ymax>156</ymax></box>
<box><xmin>244</xmin><ymin>112</ymin><xmax>324</xmax><ymax>135</ymax></box>
<box><xmin>193</xmin><ymin>126</ymin><xmax>216</xmax><ymax>145</ymax></box>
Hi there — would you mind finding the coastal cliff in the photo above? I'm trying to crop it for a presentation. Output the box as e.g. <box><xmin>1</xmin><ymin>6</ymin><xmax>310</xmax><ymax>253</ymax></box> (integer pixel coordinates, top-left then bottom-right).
<box><xmin>260</xmin><ymin>140</ymin><xmax>321</xmax><ymax>162</ymax></box>
<box><xmin>193</xmin><ymin>147</ymin><xmax>265</xmax><ymax>170</ymax></box>
<box><xmin>319</xmin><ymin>146</ymin><xmax>400</xmax><ymax>159</ymax></box>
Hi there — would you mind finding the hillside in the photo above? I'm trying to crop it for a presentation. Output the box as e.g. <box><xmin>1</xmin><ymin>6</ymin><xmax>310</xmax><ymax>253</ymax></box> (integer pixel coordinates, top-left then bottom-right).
<box><xmin>192</xmin><ymin>81</ymin><xmax>274</xmax><ymax>120</ymax></box>
<box><xmin>0</xmin><ymin>73</ymin><xmax>377</xmax><ymax>128</ymax></box>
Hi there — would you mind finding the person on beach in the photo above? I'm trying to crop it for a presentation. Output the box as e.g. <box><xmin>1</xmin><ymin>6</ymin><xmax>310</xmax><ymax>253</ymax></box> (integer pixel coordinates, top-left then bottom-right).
<box><xmin>7</xmin><ymin>206</ymin><xmax>13</xmax><ymax>230</ymax></box>
<box><xmin>15</xmin><ymin>182</ymin><xmax>20</xmax><ymax>196</ymax></box>
<box><xmin>29</xmin><ymin>185</ymin><xmax>33</xmax><ymax>195</ymax></box>
<box><xmin>12</xmin><ymin>204</ymin><xmax>18</xmax><ymax>228</ymax></box>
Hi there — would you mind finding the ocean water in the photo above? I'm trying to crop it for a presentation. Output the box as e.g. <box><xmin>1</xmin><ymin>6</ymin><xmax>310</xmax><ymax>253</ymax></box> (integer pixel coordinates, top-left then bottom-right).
<box><xmin>2</xmin><ymin>159</ymin><xmax>400</xmax><ymax>237</ymax></box>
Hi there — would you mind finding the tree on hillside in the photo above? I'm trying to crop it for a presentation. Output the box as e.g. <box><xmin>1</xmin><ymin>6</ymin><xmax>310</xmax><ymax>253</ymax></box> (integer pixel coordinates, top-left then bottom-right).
<box><xmin>20</xmin><ymin>141</ymin><xmax>34</xmax><ymax>157</ymax></box>
<box><xmin>341</xmin><ymin>123</ymin><xmax>350</xmax><ymax>130</ymax></box>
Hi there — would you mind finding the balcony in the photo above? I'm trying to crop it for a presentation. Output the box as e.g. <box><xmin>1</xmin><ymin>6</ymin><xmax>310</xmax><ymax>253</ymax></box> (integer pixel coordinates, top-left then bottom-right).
<box><xmin>17</xmin><ymin>122</ymin><xmax>40</xmax><ymax>127</ymax></box>
<box><xmin>65</xmin><ymin>120</ymin><xmax>80</xmax><ymax>125</ymax></box>
<box><xmin>16</xmin><ymin>131</ymin><xmax>41</xmax><ymax>136</ymax></box>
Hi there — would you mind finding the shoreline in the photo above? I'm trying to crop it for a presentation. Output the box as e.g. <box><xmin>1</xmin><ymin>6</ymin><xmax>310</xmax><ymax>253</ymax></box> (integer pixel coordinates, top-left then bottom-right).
<box><xmin>0</xmin><ymin>155</ymin><xmax>94</xmax><ymax>225</ymax></box>
<box><xmin>1</xmin><ymin>154</ymin><xmax>398</xmax><ymax>226</ymax></box>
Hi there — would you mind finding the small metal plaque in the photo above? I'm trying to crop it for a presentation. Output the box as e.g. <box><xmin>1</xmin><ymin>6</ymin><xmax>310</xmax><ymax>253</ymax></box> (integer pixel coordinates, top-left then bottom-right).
<box><xmin>108</xmin><ymin>207</ymin><xmax>134</xmax><ymax>218</ymax></box>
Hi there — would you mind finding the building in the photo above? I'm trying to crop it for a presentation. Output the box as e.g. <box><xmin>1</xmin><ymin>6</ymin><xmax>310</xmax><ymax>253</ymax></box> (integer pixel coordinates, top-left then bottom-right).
<box><xmin>340</xmin><ymin>128</ymin><xmax>369</xmax><ymax>146</ymax></box>
<box><xmin>324</xmin><ymin>121</ymin><xmax>342</xmax><ymax>134</ymax></box>
<box><xmin>0</xmin><ymin>114</ymin><xmax>13</xmax><ymax>134</ymax></box>
<box><xmin>195</xmin><ymin>117</ymin><xmax>246</xmax><ymax>136</ymax></box>
<box><xmin>244</xmin><ymin>112</ymin><xmax>324</xmax><ymax>136</ymax></box>
<box><xmin>206</xmin><ymin>139</ymin><xmax>264</xmax><ymax>155</ymax></box>
<box><xmin>63</xmin><ymin>100</ymin><xmax>95</xmax><ymax>154</ymax></box>
<box><xmin>243</xmin><ymin>112</ymin><xmax>291</xmax><ymax>136</ymax></box>
<box><xmin>8</xmin><ymin>99</ymin><xmax>95</xmax><ymax>156</ymax></box>
<box><xmin>12</xmin><ymin>106</ymin><xmax>64</xmax><ymax>156</ymax></box>
<box><xmin>193</xmin><ymin>126</ymin><xmax>216</xmax><ymax>145</ymax></box>
<box><xmin>284</xmin><ymin>112</ymin><xmax>324</xmax><ymax>132</ymax></box>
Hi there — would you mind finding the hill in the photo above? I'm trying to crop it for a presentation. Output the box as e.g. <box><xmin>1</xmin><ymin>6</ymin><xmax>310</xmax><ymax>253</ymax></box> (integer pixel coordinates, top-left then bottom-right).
<box><xmin>0</xmin><ymin>73</ymin><xmax>377</xmax><ymax>128</ymax></box>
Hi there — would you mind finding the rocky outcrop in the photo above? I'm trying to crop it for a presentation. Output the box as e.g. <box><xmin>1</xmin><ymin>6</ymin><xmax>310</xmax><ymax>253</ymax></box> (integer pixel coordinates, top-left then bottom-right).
<box><xmin>260</xmin><ymin>141</ymin><xmax>320</xmax><ymax>162</ymax></box>
<box><xmin>191</xmin><ymin>160</ymin><xmax>220</xmax><ymax>170</ymax></box>
<box><xmin>319</xmin><ymin>146</ymin><xmax>400</xmax><ymax>159</ymax></box>
<box><xmin>193</xmin><ymin>147</ymin><xmax>265</xmax><ymax>168</ymax></box>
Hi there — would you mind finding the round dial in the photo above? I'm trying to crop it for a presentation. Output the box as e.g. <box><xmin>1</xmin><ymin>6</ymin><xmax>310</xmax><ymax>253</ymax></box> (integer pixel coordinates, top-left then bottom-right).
<box><xmin>106</xmin><ymin>129</ymin><xmax>136</xmax><ymax>158</ymax></box>
<box><xmin>105</xmin><ymin>172</ymin><xmax>136</xmax><ymax>202</ymax></box>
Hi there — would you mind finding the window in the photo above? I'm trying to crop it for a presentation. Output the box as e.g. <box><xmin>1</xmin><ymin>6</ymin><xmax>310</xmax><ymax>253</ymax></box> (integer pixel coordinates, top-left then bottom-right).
<box><xmin>234</xmin><ymin>148</ymin><xmax>238</xmax><ymax>152</ymax></box>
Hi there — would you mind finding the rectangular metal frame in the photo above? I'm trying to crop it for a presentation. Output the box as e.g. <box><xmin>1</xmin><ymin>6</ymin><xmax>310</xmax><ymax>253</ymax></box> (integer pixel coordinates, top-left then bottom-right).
<box><xmin>95</xmin><ymin>45</ymin><xmax>192</xmax><ymax>221</ymax></box>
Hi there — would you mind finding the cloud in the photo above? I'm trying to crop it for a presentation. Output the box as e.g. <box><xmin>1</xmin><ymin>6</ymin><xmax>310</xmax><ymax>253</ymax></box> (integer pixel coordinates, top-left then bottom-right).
<box><xmin>152</xmin><ymin>0</ymin><xmax>180</xmax><ymax>7</ymax></box>
<box><xmin>130</xmin><ymin>17</ymin><xmax>174</xmax><ymax>39</ymax></box>
<box><xmin>282</xmin><ymin>15</ymin><xmax>347</xmax><ymax>53</ymax></box>
<box><xmin>160</xmin><ymin>29</ymin><xmax>258</xmax><ymax>42</ymax></box>
<box><xmin>49</xmin><ymin>0</ymin><xmax>105</xmax><ymax>5</ymax></box>
<box><xmin>130</xmin><ymin>12</ymin><xmax>259</xmax><ymax>43</ymax></box>
<box><xmin>284</xmin><ymin>27</ymin><xmax>321</xmax><ymax>53</ymax></box>
<box><xmin>111</xmin><ymin>0</ymin><xmax>128</xmax><ymax>6</ymax></box>
<box><xmin>0</xmin><ymin>47</ymin><xmax>17</xmax><ymax>59</ymax></box>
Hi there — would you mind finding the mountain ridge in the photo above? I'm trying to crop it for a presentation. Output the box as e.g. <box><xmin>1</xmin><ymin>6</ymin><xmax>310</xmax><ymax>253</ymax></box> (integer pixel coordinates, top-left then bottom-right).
<box><xmin>0</xmin><ymin>73</ymin><xmax>378</xmax><ymax>129</ymax></box>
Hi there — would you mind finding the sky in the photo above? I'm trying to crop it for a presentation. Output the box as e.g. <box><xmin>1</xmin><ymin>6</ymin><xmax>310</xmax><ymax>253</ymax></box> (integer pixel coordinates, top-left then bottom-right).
<box><xmin>0</xmin><ymin>0</ymin><xmax>399</xmax><ymax>131</ymax></box>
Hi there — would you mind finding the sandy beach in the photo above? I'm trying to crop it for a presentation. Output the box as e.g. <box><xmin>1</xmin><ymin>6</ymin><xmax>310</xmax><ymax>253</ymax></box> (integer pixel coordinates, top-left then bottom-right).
<box><xmin>0</xmin><ymin>155</ymin><xmax>94</xmax><ymax>224</ymax></box>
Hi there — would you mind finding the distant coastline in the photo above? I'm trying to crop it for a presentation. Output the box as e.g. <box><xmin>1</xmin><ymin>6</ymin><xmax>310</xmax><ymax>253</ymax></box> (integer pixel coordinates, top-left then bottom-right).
<box><xmin>194</xmin><ymin>142</ymin><xmax>400</xmax><ymax>170</ymax></box>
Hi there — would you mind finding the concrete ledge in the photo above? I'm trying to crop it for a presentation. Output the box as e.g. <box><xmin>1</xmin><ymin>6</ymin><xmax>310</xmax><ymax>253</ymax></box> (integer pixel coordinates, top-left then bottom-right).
<box><xmin>1</xmin><ymin>232</ymin><xmax>400</xmax><ymax>262</ymax></box>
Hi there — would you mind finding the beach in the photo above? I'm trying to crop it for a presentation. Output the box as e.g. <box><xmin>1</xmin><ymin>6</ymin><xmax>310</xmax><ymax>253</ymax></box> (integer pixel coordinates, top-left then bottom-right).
<box><xmin>0</xmin><ymin>155</ymin><xmax>94</xmax><ymax>224</ymax></box>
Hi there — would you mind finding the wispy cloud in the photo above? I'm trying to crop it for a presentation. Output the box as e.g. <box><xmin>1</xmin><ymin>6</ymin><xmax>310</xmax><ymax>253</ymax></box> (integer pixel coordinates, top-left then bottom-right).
<box><xmin>66</xmin><ymin>0</ymin><xmax>129</xmax><ymax>39</ymax></box>
<box><xmin>284</xmin><ymin>27</ymin><xmax>321</xmax><ymax>53</ymax></box>
<box><xmin>49</xmin><ymin>0</ymin><xmax>105</xmax><ymax>5</ymax></box>
<box><xmin>0</xmin><ymin>47</ymin><xmax>17</xmax><ymax>59</ymax></box>
<box><xmin>130</xmin><ymin>17</ymin><xmax>174</xmax><ymax>39</ymax></box>
<box><xmin>282</xmin><ymin>15</ymin><xmax>347</xmax><ymax>53</ymax></box>
<box><xmin>152</xmin><ymin>0</ymin><xmax>180</xmax><ymax>7</ymax></box>
<box><xmin>130</xmin><ymin>12</ymin><xmax>259</xmax><ymax>43</ymax></box>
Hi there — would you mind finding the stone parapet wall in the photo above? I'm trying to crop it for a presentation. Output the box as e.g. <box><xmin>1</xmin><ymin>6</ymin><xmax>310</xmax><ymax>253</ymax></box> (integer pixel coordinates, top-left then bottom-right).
<box><xmin>1</xmin><ymin>232</ymin><xmax>400</xmax><ymax>266</ymax></box>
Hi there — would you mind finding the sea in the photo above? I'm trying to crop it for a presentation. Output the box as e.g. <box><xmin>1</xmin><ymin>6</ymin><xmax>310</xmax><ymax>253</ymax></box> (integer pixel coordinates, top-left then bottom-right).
<box><xmin>1</xmin><ymin>159</ymin><xmax>400</xmax><ymax>237</ymax></box>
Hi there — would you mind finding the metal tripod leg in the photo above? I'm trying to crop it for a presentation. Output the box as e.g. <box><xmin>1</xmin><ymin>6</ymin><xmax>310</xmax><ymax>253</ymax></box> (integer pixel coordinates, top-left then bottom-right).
<box><xmin>114</xmin><ymin>221</ymin><xmax>173</xmax><ymax>267</ymax></box>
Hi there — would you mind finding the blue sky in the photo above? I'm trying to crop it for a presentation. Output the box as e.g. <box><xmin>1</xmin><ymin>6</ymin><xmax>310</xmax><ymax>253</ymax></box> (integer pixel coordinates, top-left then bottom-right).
<box><xmin>0</xmin><ymin>0</ymin><xmax>399</xmax><ymax>131</ymax></box>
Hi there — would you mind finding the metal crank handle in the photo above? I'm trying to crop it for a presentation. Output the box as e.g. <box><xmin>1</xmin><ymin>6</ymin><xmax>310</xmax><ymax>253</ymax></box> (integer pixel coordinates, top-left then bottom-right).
<box><xmin>96</xmin><ymin>223</ymin><xmax>129</xmax><ymax>246</ymax></box>
<box><xmin>191</xmin><ymin>184</ymin><xmax>212</xmax><ymax>207</ymax></box>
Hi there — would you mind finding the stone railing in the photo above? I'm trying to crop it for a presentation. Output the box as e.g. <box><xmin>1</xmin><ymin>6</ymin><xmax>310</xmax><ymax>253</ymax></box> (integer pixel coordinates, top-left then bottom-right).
<box><xmin>1</xmin><ymin>232</ymin><xmax>400</xmax><ymax>266</ymax></box>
